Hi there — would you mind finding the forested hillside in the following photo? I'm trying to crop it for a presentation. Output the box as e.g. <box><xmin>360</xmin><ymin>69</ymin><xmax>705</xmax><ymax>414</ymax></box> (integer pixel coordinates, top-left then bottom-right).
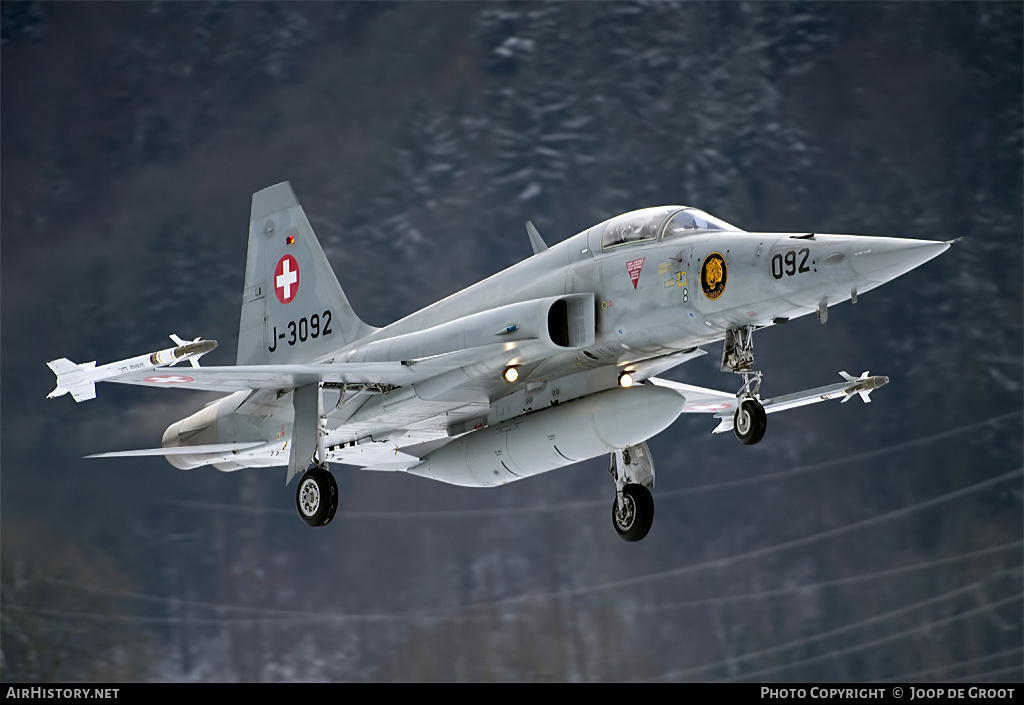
<box><xmin>2</xmin><ymin>1</ymin><xmax>1020</xmax><ymax>681</ymax></box>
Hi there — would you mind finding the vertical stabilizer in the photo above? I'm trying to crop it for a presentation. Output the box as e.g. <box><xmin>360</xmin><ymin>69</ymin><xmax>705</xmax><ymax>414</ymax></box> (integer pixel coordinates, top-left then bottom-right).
<box><xmin>237</xmin><ymin>182</ymin><xmax>375</xmax><ymax>365</ymax></box>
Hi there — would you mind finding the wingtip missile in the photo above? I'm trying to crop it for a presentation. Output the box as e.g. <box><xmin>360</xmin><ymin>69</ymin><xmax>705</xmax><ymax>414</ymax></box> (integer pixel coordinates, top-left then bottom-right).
<box><xmin>838</xmin><ymin>370</ymin><xmax>888</xmax><ymax>403</ymax></box>
<box><xmin>168</xmin><ymin>334</ymin><xmax>215</xmax><ymax>368</ymax></box>
<box><xmin>46</xmin><ymin>337</ymin><xmax>217</xmax><ymax>402</ymax></box>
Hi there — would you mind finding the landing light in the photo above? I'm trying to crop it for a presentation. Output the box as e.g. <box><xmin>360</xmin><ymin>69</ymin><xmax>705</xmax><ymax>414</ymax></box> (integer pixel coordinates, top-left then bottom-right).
<box><xmin>618</xmin><ymin>372</ymin><xmax>634</xmax><ymax>388</ymax></box>
<box><xmin>503</xmin><ymin>366</ymin><xmax>519</xmax><ymax>384</ymax></box>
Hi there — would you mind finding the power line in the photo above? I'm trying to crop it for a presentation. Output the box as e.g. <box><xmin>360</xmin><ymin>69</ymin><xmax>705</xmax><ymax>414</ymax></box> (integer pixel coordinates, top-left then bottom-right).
<box><xmin>657</xmin><ymin>576</ymin><xmax>1017</xmax><ymax>680</ymax></box>
<box><xmin>947</xmin><ymin>664</ymin><xmax>1024</xmax><ymax>683</ymax></box>
<box><xmin>1</xmin><ymin>602</ymin><xmax>498</xmax><ymax>627</ymax></box>
<box><xmin>166</xmin><ymin>467</ymin><xmax>1024</xmax><ymax>618</ymax></box>
<box><xmin>20</xmin><ymin>469</ymin><xmax>1021</xmax><ymax>626</ymax></box>
<box><xmin>714</xmin><ymin>593</ymin><xmax>1023</xmax><ymax>683</ymax></box>
<box><xmin>645</xmin><ymin>540</ymin><xmax>1022</xmax><ymax>612</ymax></box>
<box><xmin>875</xmin><ymin>646</ymin><xmax>1023</xmax><ymax>682</ymax></box>
<box><xmin>32</xmin><ymin>541</ymin><xmax>1021</xmax><ymax>627</ymax></box>
<box><xmin>449</xmin><ymin>467</ymin><xmax>1022</xmax><ymax>608</ymax></box>
<box><xmin>159</xmin><ymin>409</ymin><xmax>1022</xmax><ymax>519</ymax></box>
<box><xmin>659</xmin><ymin>409</ymin><xmax>1023</xmax><ymax>498</ymax></box>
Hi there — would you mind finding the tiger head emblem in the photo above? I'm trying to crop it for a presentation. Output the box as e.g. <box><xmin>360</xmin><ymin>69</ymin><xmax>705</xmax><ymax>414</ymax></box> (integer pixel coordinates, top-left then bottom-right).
<box><xmin>700</xmin><ymin>252</ymin><xmax>727</xmax><ymax>300</ymax></box>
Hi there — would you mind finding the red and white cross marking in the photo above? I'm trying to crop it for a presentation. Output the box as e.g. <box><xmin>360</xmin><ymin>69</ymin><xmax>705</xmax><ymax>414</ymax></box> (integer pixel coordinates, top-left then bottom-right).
<box><xmin>274</xmin><ymin>255</ymin><xmax>300</xmax><ymax>304</ymax></box>
<box><xmin>143</xmin><ymin>375</ymin><xmax>194</xmax><ymax>384</ymax></box>
<box><xmin>685</xmin><ymin>402</ymin><xmax>733</xmax><ymax>412</ymax></box>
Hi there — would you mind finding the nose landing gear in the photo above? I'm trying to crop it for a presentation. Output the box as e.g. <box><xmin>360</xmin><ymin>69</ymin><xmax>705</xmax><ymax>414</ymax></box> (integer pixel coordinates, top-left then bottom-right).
<box><xmin>733</xmin><ymin>397</ymin><xmax>767</xmax><ymax>445</ymax></box>
<box><xmin>723</xmin><ymin>325</ymin><xmax>767</xmax><ymax>445</ymax></box>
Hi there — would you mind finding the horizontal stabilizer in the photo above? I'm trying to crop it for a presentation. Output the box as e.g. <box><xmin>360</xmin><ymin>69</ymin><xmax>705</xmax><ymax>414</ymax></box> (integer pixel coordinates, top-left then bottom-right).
<box><xmin>86</xmin><ymin>442</ymin><xmax>264</xmax><ymax>459</ymax></box>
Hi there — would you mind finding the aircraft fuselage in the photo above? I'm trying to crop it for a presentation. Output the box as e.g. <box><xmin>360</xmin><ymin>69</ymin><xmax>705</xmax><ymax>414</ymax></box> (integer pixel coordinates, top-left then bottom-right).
<box><xmin>341</xmin><ymin>214</ymin><xmax>944</xmax><ymax>415</ymax></box>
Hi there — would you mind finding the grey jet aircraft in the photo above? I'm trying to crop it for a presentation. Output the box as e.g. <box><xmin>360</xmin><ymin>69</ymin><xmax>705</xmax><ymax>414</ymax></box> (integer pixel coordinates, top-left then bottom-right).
<box><xmin>47</xmin><ymin>183</ymin><xmax>950</xmax><ymax>540</ymax></box>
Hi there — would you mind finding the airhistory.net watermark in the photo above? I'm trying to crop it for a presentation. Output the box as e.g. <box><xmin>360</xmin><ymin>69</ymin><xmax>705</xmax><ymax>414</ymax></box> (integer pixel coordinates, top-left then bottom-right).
<box><xmin>5</xmin><ymin>688</ymin><xmax>118</xmax><ymax>699</ymax></box>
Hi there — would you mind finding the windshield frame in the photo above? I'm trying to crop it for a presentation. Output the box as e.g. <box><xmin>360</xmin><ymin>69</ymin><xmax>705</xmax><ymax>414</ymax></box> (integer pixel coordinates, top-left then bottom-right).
<box><xmin>659</xmin><ymin>208</ymin><xmax>742</xmax><ymax>239</ymax></box>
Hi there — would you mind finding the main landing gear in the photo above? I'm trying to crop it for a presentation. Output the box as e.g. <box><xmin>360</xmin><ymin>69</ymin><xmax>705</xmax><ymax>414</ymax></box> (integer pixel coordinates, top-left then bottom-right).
<box><xmin>722</xmin><ymin>325</ymin><xmax>767</xmax><ymax>446</ymax></box>
<box><xmin>296</xmin><ymin>465</ymin><xmax>338</xmax><ymax>527</ymax></box>
<box><xmin>609</xmin><ymin>442</ymin><xmax>655</xmax><ymax>542</ymax></box>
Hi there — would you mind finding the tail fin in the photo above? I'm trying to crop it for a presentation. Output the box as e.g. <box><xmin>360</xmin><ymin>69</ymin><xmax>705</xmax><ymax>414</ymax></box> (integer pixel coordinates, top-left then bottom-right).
<box><xmin>46</xmin><ymin>358</ymin><xmax>97</xmax><ymax>402</ymax></box>
<box><xmin>236</xmin><ymin>182</ymin><xmax>375</xmax><ymax>365</ymax></box>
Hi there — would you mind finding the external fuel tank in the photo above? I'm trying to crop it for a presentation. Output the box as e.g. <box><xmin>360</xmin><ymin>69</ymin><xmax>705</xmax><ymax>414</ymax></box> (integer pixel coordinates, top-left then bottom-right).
<box><xmin>408</xmin><ymin>383</ymin><xmax>686</xmax><ymax>487</ymax></box>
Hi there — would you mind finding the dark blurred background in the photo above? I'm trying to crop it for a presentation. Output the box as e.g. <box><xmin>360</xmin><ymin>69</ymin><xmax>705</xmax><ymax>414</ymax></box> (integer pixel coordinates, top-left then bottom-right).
<box><xmin>1</xmin><ymin>1</ymin><xmax>1020</xmax><ymax>682</ymax></box>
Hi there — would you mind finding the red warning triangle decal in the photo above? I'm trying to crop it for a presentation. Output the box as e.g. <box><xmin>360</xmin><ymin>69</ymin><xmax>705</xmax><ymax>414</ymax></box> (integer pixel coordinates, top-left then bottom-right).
<box><xmin>626</xmin><ymin>257</ymin><xmax>645</xmax><ymax>290</ymax></box>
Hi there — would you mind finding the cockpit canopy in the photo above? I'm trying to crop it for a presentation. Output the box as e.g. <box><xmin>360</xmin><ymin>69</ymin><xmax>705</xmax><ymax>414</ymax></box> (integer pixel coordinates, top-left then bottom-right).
<box><xmin>598</xmin><ymin>206</ymin><xmax>741</xmax><ymax>250</ymax></box>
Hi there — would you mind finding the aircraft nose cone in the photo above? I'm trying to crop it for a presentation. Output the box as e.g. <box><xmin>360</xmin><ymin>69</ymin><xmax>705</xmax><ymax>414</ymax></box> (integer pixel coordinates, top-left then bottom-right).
<box><xmin>850</xmin><ymin>238</ymin><xmax>949</xmax><ymax>280</ymax></box>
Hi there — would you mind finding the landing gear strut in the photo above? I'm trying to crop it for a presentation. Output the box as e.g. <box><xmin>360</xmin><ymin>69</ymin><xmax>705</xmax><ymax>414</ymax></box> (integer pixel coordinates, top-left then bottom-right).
<box><xmin>608</xmin><ymin>442</ymin><xmax>655</xmax><ymax>542</ymax></box>
<box><xmin>296</xmin><ymin>465</ymin><xmax>338</xmax><ymax>527</ymax></box>
<box><xmin>722</xmin><ymin>325</ymin><xmax>767</xmax><ymax>445</ymax></box>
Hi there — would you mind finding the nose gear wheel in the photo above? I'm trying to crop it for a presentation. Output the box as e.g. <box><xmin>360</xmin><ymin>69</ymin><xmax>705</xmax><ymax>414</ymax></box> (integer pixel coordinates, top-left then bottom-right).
<box><xmin>734</xmin><ymin>398</ymin><xmax>767</xmax><ymax>445</ymax></box>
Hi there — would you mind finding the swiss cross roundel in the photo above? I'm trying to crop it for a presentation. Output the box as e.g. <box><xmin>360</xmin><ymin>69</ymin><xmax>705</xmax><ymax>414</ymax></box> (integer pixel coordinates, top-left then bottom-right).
<box><xmin>274</xmin><ymin>255</ymin><xmax>300</xmax><ymax>304</ymax></box>
<box><xmin>143</xmin><ymin>375</ymin><xmax>194</xmax><ymax>385</ymax></box>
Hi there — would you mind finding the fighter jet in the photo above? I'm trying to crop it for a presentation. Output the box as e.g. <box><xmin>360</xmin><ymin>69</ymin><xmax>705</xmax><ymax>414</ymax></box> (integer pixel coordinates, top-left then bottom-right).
<box><xmin>47</xmin><ymin>183</ymin><xmax>950</xmax><ymax>540</ymax></box>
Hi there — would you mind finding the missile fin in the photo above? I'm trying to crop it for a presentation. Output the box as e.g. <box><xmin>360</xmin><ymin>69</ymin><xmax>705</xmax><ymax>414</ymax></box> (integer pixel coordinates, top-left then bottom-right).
<box><xmin>69</xmin><ymin>383</ymin><xmax>97</xmax><ymax>402</ymax></box>
<box><xmin>46</xmin><ymin>359</ymin><xmax>97</xmax><ymax>402</ymax></box>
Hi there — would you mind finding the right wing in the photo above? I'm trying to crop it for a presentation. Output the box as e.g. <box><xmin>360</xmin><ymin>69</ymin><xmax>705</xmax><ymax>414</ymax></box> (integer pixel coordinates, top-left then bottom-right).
<box><xmin>104</xmin><ymin>362</ymin><xmax>420</xmax><ymax>394</ymax></box>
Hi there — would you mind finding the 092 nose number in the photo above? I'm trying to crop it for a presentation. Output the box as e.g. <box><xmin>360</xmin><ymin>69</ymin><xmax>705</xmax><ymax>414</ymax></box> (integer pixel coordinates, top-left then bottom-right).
<box><xmin>268</xmin><ymin>310</ymin><xmax>333</xmax><ymax>352</ymax></box>
<box><xmin>771</xmin><ymin>248</ymin><xmax>813</xmax><ymax>279</ymax></box>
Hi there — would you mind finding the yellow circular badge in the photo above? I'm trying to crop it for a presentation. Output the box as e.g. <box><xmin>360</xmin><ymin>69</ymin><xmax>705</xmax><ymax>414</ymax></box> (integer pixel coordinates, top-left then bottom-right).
<box><xmin>701</xmin><ymin>252</ymin><xmax>727</xmax><ymax>300</ymax></box>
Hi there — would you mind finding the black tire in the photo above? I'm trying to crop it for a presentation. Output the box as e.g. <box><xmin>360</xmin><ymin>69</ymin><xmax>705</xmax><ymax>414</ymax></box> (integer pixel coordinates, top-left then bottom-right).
<box><xmin>612</xmin><ymin>483</ymin><xmax>654</xmax><ymax>542</ymax></box>
<box><xmin>734</xmin><ymin>398</ymin><xmax>767</xmax><ymax>445</ymax></box>
<box><xmin>322</xmin><ymin>469</ymin><xmax>339</xmax><ymax>526</ymax></box>
<box><xmin>296</xmin><ymin>466</ymin><xmax>336</xmax><ymax>527</ymax></box>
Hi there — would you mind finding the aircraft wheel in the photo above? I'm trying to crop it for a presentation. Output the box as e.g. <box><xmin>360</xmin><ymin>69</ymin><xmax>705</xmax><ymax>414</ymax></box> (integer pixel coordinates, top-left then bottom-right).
<box><xmin>612</xmin><ymin>483</ymin><xmax>654</xmax><ymax>542</ymax></box>
<box><xmin>323</xmin><ymin>470</ymin><xmax>339</xmax><ymax>525</ymax></box>
<box><xmin>734</xmin><ymin>398</ymin><xmax>767</xmax><ymax>445</ymax></box>
<box><xmin>296</xmin><ymin>466</ymin><xmax>337</xmax><ymax>527</ymax></box>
